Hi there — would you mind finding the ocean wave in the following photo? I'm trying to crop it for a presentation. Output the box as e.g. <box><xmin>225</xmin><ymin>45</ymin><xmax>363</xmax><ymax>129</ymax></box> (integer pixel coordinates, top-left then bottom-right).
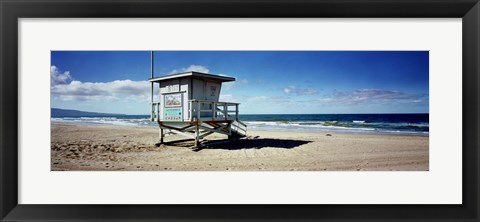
<box><xmin>51</xmin><ymin>116</ymin><xmax>429</xmax><ymax>136</ymax></box>
<box><xmin>51</xmin><ymin>117</ymin><xmax>154</xmax><ymax>127</ymax></box>
<box><xmin>243</xmin><ymin>120</ymin><xmax>428</xmax><ymax>135</ymax></box>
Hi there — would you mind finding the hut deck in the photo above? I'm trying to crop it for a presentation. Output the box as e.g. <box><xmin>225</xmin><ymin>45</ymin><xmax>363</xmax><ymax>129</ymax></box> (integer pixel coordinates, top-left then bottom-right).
<box><xmin>154</xmin><ymin>100</ymin><xmax>246</xmax><ymax>148</ymax></box>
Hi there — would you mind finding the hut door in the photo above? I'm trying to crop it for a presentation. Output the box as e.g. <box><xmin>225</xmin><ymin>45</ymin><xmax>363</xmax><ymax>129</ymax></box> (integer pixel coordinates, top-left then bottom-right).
<box><xmin>192</xmin><ymin>79</ymin><xmax>204</xmax><ymax>100</ymax></box>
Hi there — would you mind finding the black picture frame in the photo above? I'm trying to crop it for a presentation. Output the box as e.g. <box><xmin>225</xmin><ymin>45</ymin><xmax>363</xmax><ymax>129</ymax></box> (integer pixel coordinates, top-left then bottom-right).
<box><xmin>1</xmin><ymin>0</ymin><xmax>479</xmax><ymax>221</ymax></box>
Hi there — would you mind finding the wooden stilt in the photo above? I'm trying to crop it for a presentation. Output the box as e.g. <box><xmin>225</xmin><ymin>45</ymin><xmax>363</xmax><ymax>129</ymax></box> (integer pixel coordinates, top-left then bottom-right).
<box><xmin>155</xmin><ymin>123</ymin><xmax>165</xmax><ymax>147</ymax></box>
<box><xmin>194</xmin><ymin>122</ymin><xmax>201</xmax><ymax>148</ymax></box>
<box><xmin>160</xmin><ymin>127</ymin><xmax>164</xmax><ymax>144</ymax></box>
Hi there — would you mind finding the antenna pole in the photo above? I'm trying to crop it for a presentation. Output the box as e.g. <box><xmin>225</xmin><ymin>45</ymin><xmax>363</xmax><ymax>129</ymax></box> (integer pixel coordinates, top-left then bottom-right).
<box><xmin>150</xmin><ymin>51</ymin><xmax>154</xmax><ymax>121</ymax></box>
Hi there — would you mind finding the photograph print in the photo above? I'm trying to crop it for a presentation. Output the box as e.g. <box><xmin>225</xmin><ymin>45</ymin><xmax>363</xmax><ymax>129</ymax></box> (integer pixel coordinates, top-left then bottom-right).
<box><xmin>51</xmin><ymin>51</ymin><xmax>429</xmax><ymax>171</ymax></box>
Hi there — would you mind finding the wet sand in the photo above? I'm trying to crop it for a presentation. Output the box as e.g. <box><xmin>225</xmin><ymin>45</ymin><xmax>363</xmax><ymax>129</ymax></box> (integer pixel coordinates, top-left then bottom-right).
<box><xmin>51</xmin><ymin>123</ymin><xmax>429</xmax><ymax>171</ymax></box>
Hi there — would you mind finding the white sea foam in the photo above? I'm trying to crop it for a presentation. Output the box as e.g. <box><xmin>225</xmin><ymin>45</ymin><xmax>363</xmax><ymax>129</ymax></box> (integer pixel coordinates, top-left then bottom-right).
<box><xmin>245</xmin><ymin>121</ymin><xmax>381</xmax><ymax>134</ymax></box>
<box><xmin>243</xmin><ymin>120</ymin><xmax>428</xmax><ymax>136</ymax></box>
<box><xmin>51</xmin><ymin>117</ymin><xmax>428</xmax><ymax>136</ymax></box>
<box><xmin>353</xmin><ymin>120</ymin><xmax>366</xmax><ymax>124</ymax></box>
<box><xmin>51</xmin><ymin>117</ymin><xmax>154</xmax><ymax>127</ymax></box>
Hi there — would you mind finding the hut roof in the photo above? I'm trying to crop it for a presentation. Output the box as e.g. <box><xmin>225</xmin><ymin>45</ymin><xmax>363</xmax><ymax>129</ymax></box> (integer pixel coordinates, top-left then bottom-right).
<box><xmin>149</xmin><ymin>71</ymin><xmax>235</xmax><ymax>83</ymax></box>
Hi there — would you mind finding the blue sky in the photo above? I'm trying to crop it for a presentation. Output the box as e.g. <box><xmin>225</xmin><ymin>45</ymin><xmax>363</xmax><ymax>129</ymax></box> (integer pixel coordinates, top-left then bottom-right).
<box><xmin>51</xmin><ymin>51</ymin><xmax>429</xmax><ymax>115</ymax></box>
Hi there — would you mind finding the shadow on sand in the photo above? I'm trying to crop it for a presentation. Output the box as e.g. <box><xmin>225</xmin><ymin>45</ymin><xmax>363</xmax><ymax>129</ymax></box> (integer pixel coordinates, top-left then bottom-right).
<box><xmin>206</xmin><ymin>138</ymin><xmax>312</xmax><ymax>150</ymax></box>
<box><xmin>160</xmin><ymin>137</ymin><xmax>312</xmax><ymax>151</ymax></box>
<box><xmin>162</xmin><ymin>138</ymin><xmax>312</xmax><ymax>150</ymax></box>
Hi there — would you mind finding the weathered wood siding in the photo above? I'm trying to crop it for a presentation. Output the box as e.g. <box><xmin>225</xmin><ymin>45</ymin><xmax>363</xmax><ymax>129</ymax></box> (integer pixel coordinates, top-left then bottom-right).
<box><xmin>191</xmin><ymin>78</ymin><xmax>221</xmax><ymax>101</ymax></box>
<box><xmin>205</xmin><ymin>81</ymin><xmax>221</xmax><ymax>101</ymax></box>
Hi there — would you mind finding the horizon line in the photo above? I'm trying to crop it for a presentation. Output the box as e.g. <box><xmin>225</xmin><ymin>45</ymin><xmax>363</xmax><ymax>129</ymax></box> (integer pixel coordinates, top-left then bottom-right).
<box><xmin>52</xmin><ymin>107</ymin><xmax>428</xmax><ymax>116</ymax></box>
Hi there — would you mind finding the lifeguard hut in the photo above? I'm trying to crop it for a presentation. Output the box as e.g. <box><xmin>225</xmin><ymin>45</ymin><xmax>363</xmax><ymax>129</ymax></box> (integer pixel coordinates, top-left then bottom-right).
<box><xmin>148</xmin><ymin>63</ymin><xmax>246</xmax><ymax>148</ymax></box>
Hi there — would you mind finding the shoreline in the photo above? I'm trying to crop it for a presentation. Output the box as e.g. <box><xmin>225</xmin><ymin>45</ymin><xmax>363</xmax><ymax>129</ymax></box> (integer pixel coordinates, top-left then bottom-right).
<box><xmin>51</xmin><ymin>122</ymin><xmax>429</xmax><ymax>171</ymax></box>
<box><xmin>50</xmin><ymin>120</ymin><xmax>429</xmax><ymax>137</ymax></box>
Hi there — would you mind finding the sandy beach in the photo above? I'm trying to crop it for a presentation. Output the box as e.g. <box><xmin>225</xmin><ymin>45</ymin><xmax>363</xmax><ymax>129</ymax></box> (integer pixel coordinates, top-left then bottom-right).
<box><xmin>51</xmin><ymin>123</ymin><xmax>429</xmax><ymax>171</ymax></box>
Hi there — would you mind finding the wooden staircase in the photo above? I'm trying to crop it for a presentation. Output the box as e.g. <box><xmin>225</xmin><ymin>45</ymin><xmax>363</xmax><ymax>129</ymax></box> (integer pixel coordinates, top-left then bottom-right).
<box><xmin>204</xmin><ymin>120</ymin><xmax>247</xmax><ymax>139</ymax></box>
<box><xmin>231</xmin><ymin>120</ymin><xmax>247</xmax><ymax>138</ymax></box>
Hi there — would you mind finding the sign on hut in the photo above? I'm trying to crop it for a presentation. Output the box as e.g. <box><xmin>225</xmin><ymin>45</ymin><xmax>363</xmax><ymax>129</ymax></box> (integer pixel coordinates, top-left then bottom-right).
<box><xmin>148</xmin><ymin>53</ymin><xmax>246</xmax><ymax>148</ymax></box>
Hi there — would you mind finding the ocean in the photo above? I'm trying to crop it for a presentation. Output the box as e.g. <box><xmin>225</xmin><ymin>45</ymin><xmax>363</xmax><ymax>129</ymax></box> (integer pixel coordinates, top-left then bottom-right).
<box><xmin>51</xmin><ymin>113</ymin><xmax>429</xmax><ymax>136</ymax></box>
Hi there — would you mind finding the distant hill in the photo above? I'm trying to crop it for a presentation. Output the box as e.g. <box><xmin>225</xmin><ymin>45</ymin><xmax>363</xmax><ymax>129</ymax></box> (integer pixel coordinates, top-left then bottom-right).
<box><xmin>51</xmin><ymin>108</ymin><xmax>126</xmax><ymax>117</ymax></box>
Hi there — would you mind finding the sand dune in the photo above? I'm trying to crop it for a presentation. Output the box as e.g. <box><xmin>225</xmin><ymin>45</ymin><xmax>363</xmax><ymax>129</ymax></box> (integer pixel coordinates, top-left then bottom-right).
<box><xmin>51</xmin><ymin>123</ymin><xmax>428</xmax><ymax>171</ymax></box>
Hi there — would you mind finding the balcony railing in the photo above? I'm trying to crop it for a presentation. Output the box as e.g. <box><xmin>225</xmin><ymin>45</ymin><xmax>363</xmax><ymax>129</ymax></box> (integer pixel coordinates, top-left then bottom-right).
<box><xmin>189</xmin><ymin>100</ymin><xmax>239</xmax><ymax>121</ymax></box>
<box><xmin>151</xmin><ymin>100</ymin><xmax>241</xmax><ymax>122</ymax></box>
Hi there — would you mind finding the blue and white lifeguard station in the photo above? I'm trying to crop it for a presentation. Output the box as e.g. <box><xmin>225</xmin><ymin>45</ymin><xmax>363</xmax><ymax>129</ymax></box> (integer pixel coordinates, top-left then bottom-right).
<box><xmin>148</xmin><ymin>53</ymin><xmax>246</xmax><ymax>148</ymax></box>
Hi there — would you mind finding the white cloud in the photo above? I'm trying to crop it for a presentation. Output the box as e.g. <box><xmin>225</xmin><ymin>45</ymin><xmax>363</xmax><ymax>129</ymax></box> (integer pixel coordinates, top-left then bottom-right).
<box><xmin>51</xmin><ymin>65</ymin><xmax>72</xmax><ymax>85</ymax></box>
<box><xmin>223</xmin><ymin>88</ymin><xmax>428</xmax><ymax>110</ymax></box>
<box><xmin>50</xmin><ymin>65</ymin><xmax>155</xmax><ymax>102</ymax></box>
<box><xmin>315</xmin><ymin>89</ymin><xmax>428</xmax><ymax>105</ymax></box>
<box><xmin>223</xmin><ymin>79</ymin><xmax>248</xmax><ymax>90</ymax></box>
<box><xmin>283</xmin><ymin>85</ymin><xmax>319</xmax><ymax>95</ymax></box>
<box><xmin>169</xmin><ymin>65</ymin><xmax>210</xmax><ymax>74</ymax></box>
<box><xmin>219</xmin><ymin>94</ymin><xmax>290</xmax><ymax>105</ymax></box>
<box><xmin>51</xmin><ymin>79</ymin><xmax>151</xmax><ymax>102</ymax></box>
<box><xmin>219</xmin><ymin>94</ymin><xmax>234</xmax><ymax>101</ymax></box>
